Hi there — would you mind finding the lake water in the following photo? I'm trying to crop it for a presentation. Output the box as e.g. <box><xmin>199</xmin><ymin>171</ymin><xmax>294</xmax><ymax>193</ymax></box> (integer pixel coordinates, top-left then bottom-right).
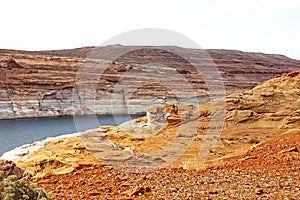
<box><xmin>0</xmin><ymin>114</ymin><xmax>144</xmax><ymax>156</ymax></box>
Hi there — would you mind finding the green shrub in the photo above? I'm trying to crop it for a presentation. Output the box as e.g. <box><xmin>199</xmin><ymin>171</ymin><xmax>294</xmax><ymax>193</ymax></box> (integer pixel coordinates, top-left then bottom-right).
<box><xmin>0</xmin><ymin>171</ymin><xmax>51</xmax><ymax>200</ymax></box>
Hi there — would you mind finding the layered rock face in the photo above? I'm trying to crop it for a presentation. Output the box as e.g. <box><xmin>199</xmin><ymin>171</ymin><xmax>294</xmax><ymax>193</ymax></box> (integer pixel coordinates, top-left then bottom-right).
<box><xmin>6</xmin><ymin>70</ymin><xmax>300</xmax><ymax>176</ymax></box>
<box><xmin>223</xmin><ymin>71</ymin><xmax>300</xmax><ymax>130</ymax></box>
<box><xmin>85</xmin><ymin>69</ymin><xmax>300</xmax><ymax>168</ymax></box>
<box><xmin>1</xmin><ymin>46</ymin><xmax>300</xmax><ymax>119</ymax></box>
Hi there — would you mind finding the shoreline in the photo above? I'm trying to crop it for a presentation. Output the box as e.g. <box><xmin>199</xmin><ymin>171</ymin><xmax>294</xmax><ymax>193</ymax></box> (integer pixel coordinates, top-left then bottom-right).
<box><xmin>0</xmin><ymin>113</ymin><xmax>145</xmax><ymax>158</ymax></box>
<box><xmin>0</xmin><ymin>128</ymin><xmax>100</xmax><ymax>162</ymax></box>
<box><xmin>0</xmin><ymin>112</ymin><xmax>146</xmax><ymax>121</ymax></box>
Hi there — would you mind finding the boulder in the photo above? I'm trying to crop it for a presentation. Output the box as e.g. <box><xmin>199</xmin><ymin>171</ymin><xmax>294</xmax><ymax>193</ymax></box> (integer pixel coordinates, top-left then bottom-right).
<box><xmin>0</xmin><ymin>159</ymin><xmax>24</xmax><ymax>179</ymax></box>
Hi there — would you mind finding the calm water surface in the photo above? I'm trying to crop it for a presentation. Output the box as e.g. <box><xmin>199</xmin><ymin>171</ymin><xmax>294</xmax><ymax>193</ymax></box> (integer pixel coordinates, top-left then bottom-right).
<box><xmin>0</xmin><ymin>115</ymin><xmax>143</xmax><ymax>156</ymax></box>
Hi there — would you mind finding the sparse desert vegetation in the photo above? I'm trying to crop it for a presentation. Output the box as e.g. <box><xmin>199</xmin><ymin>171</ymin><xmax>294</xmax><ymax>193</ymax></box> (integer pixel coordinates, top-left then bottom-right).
<box><xmin>0</xmin><ymin>171</ymin><xmax>50</xmax><ymax>200</ymax></box>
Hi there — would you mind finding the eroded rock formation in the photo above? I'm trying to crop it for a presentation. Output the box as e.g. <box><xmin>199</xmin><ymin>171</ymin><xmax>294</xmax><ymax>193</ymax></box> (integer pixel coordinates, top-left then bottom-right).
<box><xmin>0</xmin><ymin>159</ymin><xmax>24</xmax><ymax>179</ymax></box>
<box><xmin>1</xmin><ymin>46</ymin><xmax>300</xmax><ymax>119</ymax></box>
<box><xmin>3</xmin><ymin>70</ymin><xmax>300</xmax><ymax>176</ymax></box>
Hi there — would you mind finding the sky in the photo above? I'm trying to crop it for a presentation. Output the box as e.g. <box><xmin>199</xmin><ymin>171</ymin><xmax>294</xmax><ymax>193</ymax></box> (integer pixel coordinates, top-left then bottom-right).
<box><xmin>0</xmin><ymin>0</ymin><xmax>300</xmax><ymax>59</ymax></box>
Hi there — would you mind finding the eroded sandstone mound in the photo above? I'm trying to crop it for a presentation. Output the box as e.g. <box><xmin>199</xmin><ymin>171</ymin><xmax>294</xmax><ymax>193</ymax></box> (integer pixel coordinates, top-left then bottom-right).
<box><xmin>13</xmin><ymin>136</ymin><xmax>101</xmax><ymax>178</ymax></box>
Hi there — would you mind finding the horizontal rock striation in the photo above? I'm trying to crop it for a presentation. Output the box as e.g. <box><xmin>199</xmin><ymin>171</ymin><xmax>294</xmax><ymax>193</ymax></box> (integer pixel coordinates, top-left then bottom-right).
<box><xmin>1</xmin><ymin>45</ymin><xmax>300</xmax><ymax>119</ymax></box>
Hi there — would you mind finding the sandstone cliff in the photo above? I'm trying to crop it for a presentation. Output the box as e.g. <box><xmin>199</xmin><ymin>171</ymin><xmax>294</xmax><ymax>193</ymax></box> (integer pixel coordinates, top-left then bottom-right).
<box><xmin>1</xmin><ymin>45</ymin><xmax>300</xmax><ymax>119</ymax></box>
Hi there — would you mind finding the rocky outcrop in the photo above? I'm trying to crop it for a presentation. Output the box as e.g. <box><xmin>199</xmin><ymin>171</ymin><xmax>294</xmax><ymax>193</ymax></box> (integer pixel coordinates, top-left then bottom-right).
<box><xmin>81</xmin><ymin>69</ymin><xmax>300</xmax><ymax>170</ymax></box>
<box><xmin>146</xmin><ymin>103</ymin><xmax>182</xmax><ymax>126</ymax></box>
<box><xmin>0</xmin><ymin>159</ymin><xmax>24</xmax><ymax>179</ymax></box>
<box><xmin>1</xmin><ymin>131</ymin><xmax>101</xmax><ymax>178</ymax></box>
<box><xmin>1</xmin><ymin>46</ymin><xmax>300</xmax><ymax>119</ymax></box>
<box><xmin>222</xmin><ymin>71</ymin><xmax>300</xmax><ymax>130</ymax></box>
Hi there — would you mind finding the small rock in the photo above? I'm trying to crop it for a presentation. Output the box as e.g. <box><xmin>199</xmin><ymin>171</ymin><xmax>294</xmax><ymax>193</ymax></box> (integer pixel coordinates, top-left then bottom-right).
<box><xmin>288</xmin><ymin>147</ymin><xmax>298</xmax><ymax>152</ymax></box>
<box><xmin>88</xmin><ymin>192</ymin><xmax>100</xmax><ymax>196</ymax></box>
<box><xmin>208</xmin><ymin>189</ymin><xmax>218</xmax><ymax>194</ymax></box>
<box><xmin>255</xmin><ymin>188</ymin><xmax>264</xmax><ymax>195</ymax></box>
<box><xmin>199</xmin><ymin>191</ymin><xmax>208</xmax><ymax>197</ymax></box>
<box><xmin>0</xmin><ymin>159</ymin><xmax>24</xmax><ymax>179</ymax></box>
<box><xmin>126</xmin><ymin>186</ymin><xmax>151</xmax><ymax>196</ymax></box>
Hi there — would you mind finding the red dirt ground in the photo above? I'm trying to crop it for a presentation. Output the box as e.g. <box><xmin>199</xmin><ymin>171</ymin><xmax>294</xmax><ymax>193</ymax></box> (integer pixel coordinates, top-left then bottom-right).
<box><xmin>34</xmin><ymin>131</ymin><xmax>300</xmax><ymax>199</ymax></box>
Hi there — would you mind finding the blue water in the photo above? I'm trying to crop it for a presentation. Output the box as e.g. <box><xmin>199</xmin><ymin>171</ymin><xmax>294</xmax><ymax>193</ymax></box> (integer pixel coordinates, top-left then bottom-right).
<box><xmin>0</xmin><ymin>114</ymin><xmax>143</xmax><ymax>156</ymax></box>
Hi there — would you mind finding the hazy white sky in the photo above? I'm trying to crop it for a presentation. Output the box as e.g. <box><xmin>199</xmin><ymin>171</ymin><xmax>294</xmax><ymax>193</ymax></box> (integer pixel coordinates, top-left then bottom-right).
<box><xmin>1</xmin><ymin>0</ymin><xmax>300</xmax><ymax>59</ymax></box>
